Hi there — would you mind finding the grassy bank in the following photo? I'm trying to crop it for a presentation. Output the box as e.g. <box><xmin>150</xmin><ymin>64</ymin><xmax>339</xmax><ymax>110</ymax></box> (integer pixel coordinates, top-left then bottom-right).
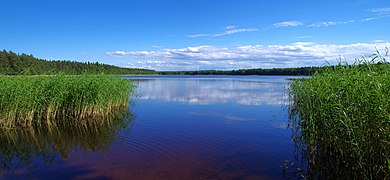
<box><xmin>0</xmin><ymin>75</ymin><xmax>134</xmax><ymax>128</ymax></box>
<box><xmin>289</xmin><ymin>54</ymin><xmax>389</xmax><ymax>179</ymax></box>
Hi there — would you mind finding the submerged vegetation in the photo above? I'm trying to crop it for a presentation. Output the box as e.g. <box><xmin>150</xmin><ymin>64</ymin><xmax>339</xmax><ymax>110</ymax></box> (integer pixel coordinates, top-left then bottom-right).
<box><xmin>289</xmin><ymin>53</ymin><xmax>389</xmax><ymax>179</ymax></box>
<box><xmin>0</xmin><ymin>110</ymin><xmax>134</xmax><ymax>173</ymax></box>
<box><xmin>0</xmin><ymin>75</ymin><xmax>134</xmax><ymax>128</ymax></box>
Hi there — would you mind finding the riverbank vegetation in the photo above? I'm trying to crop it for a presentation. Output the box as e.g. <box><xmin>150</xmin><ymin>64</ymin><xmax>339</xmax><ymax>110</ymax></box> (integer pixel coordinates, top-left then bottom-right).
<box><xmin>288</xmin><ymin>53</ymin><xmax>389</xmax><ymax>179</ymax></box>
<box><xmin>0</xmin><ymin>50</ymin><xmax>156</xmax><ymax>75</ymax></box>
<box><xmin>0</xmin><ymin>75</ymin><xmax>134</xmax><ymax>128</ymax></box>
<box><xmin>0</xmin><ymin>110</ymin><xmax>133</xmax><ymax>172</ymax></box>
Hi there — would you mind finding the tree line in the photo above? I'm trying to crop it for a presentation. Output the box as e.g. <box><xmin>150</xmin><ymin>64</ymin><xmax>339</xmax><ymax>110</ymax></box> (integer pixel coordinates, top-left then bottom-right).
<box><xmin>158</xmin><ymin>60</ymin><xmax>389</xmax><ymax>76</ymax></box>
<box><xmin>3</xmin><ymin>50</ymin><xmax>386</xmax><ymax>76</ymax></box>
<box><xmin>0</xmin><ymin>50</ymin><xmax>157</xmax><ymax>75</ymax></box>
<box><xmin>159</xmin><ymin>67</ymin><xmax>323</xmax><ymax>76</ymax></box>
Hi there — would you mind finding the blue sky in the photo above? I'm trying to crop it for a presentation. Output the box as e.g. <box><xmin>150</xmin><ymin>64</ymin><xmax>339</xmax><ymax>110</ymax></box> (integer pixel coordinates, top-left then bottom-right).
<box><xmin>1</xmin><ymin>0</ymin><xmax>389</xmax><ymax>70</ymax></box>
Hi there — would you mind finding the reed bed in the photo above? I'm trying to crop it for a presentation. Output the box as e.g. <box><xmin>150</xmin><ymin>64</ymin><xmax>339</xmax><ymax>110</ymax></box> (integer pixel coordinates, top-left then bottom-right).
<box><xmin>0</xmin><ymin>110</ymin><xmax>134</xmax><ymax>171</ymax></box>
<box><xmin>0</xmin><ymin>75</ymin><xmax>134</xmax><ymax>128</ymax></box>
<box><xmin>289</xmin><ymin>54</ymin><xmax>389</xmax><ymax>179</ymax></box>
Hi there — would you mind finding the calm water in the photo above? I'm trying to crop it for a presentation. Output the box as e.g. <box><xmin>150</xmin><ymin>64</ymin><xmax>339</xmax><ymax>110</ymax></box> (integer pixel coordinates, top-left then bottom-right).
<box><xmin>0</xmin><ymin>76</ymin><xmax>297</xmax><ymax>179</ymax></box>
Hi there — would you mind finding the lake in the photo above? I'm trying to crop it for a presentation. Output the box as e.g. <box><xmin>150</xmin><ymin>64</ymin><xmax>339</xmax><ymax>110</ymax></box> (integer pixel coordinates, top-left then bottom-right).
<box><xmin>0</xmin><ymin>76</ymin><xmax>297</xmax><ymax>179</ymax></box>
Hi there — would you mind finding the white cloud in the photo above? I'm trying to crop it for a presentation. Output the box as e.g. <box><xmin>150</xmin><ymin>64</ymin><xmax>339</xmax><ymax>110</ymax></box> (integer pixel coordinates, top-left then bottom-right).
<box><xmin>295</xmin><ymin>36</ymin><xmax>313</xmax><ymax>39</ymax></box>
<box><xmin>224</xmin><ymin>25</ymin><xmax>237</xmax><ymax>30</ymax></box>
<box><xmin>273</xmin><ymin>21</ymin><xmax>303</xmax><ymax>28</ymax></box>
<box><xmin>215</xmin><ymin>28</ymin><xmax>258</xmax><ymax>36</ymax></box>
<box><xmin>369</xmin><ymin>7</ymin><xmax>390</xmax><ymax>15</ymax></box>
<box><xmin>308</xmin><ymin>20</ymin><xmax>355</xmax><ymax>27</ymax></box>
<box><xmin>373</xmin><ymin>40</ymin><xmax>386</xmax><ymax>43</ymax></box>
<box><xmin>188</xmin><ymin>34</ymin><xmax>210</xmax><ymax>38</ymax></box>
<box><xmin>308</xmin><ymin>21</ymin><xmax>337</xmax><ymax>27</ymax></box>
<box><xmin>362</xmin><ymin>15</ymin><xmax>390</xmax><ymax>22</ymax></box>
<box><xmin>152</xmin><ymin>45</ymin><xmax>163</xmax><ymax>49</ymax></box>
<box><xmin>362</xmin><ymin>7</ymin><xmax>390</xmax><ymax>22</ymax></box>
<box><xmin>188</xmin><ymin>26</ymin><xmax>258</xmax><ymax>38</ymax></box>
<box><xmin>362</xmin><ymin>17</ymin><xmax>376</xmax><ymax>21</ymax></box>
<box><xmin>107</xmin><ymin>42</ymin><xmax>390</xmax><ymax>71</ymax></box>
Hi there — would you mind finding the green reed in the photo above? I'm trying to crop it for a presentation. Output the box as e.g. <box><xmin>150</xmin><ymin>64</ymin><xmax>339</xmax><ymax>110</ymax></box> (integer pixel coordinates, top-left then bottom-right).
<box><xmin>0</xmin><ymin>109</ymin><xmax>134</xmax><ymax>171</ymax></box>
<box><xmin>0</xmin><ymin>75</ymin><xmax>134</xmax><ymax>128</ymax></box>
<box><xmin>289</xmin><ymin>53</ymin><xmax>389</xmax><ymax>179</ymax></box>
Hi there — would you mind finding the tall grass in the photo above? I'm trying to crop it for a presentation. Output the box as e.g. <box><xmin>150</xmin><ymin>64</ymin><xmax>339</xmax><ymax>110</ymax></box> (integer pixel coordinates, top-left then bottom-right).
<box><xmin>0</xmin><ymin>75</ymin><xmax>134</xmax><ymax>128</ymax></box>
<box><xmin>289</xmin><ymin>53</ymin><xmax>389</xmax><ymax>179</ymax></box>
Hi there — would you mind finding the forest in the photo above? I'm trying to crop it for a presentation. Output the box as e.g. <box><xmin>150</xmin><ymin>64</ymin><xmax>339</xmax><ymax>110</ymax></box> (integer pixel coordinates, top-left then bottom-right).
<box><xmin>0</xmin><ymin>50</ymin><xmax>157</xmax><ymax>75</ymax></box>
<box><xmin>159</xmin><ymin>62</ymin><xmax>388</xmax><ymax>76</ymax></box>
<box><xmin>3</xmin><ymin>50</ymin><xmax>386</xmax><ymax>76</ymax></box>
<box><xmin>159</xmin><ymin>67</ymin><xmax>322</xmax><ymax>76</ymax></box>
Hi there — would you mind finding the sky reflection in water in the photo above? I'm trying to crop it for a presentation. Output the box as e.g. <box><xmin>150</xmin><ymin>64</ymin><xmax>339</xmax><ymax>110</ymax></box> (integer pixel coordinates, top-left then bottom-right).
<box><xmin>1</xmin><ymin>76</ymin><xmax>296</xmax><ymax>179</ymax></box>
<box><xmin>133</xmin><ymin>76</ymin><xmax>291</xmax><ymax>105</ymax></box>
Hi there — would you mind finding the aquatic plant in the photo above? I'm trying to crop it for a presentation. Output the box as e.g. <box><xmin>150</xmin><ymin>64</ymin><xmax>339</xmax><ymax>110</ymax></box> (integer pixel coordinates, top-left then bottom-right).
<box><xmin>0</xmin><ymin>109</ymin><xmax>134</xmax><ymax>172</ymax></box>
<box><xmin>288</xmin><ymin>52</ymin><xmax>389</xmax><ymax>179</ymax></box>
<box><xmin>0</xmin><ymin>75</ymin><xmax>134</xmax><ymax>128</ymax></box>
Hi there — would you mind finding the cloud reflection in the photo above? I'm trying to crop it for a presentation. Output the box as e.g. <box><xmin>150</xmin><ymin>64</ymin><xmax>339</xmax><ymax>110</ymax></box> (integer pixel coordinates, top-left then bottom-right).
<box><xmin>133</xmin><ymin>77</ymin><xmax>289</xmax><ymax>106</ymax></box>
<box><xmin>189</xmin><ymin>112</ymin><xmax>256</xmax><ymax>122</ymax></box>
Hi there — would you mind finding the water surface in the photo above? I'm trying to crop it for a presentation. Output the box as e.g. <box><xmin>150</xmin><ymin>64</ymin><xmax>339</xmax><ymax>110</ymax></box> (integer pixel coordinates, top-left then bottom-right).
<box><xmin>1</xmin><ymin>75</ymin><xmax>296</xmax><ymax>179</ymax></box>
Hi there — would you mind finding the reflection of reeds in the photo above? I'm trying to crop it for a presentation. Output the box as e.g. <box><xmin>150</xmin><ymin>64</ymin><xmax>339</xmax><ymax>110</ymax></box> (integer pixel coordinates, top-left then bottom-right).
<box><xmin>288</xmin><ymin>53</ymin><xmax>389</xmax><ymax>179</ymax></box>
<box><xmin>0</xmin><ymin>108</ymin><xmax>134</xmax><ymax>171</ymax></box>
<box><xmin>0</xmin><ymin>75</ymin><xmax>134</xmax><ymax>127</ymax></box>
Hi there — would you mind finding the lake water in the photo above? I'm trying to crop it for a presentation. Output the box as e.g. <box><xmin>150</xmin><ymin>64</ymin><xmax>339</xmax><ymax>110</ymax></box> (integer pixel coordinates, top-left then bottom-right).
<box><xmin>0</xmin><ymin>76</ymin><xmax>297</xmax><ymax>179</ymax></box>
